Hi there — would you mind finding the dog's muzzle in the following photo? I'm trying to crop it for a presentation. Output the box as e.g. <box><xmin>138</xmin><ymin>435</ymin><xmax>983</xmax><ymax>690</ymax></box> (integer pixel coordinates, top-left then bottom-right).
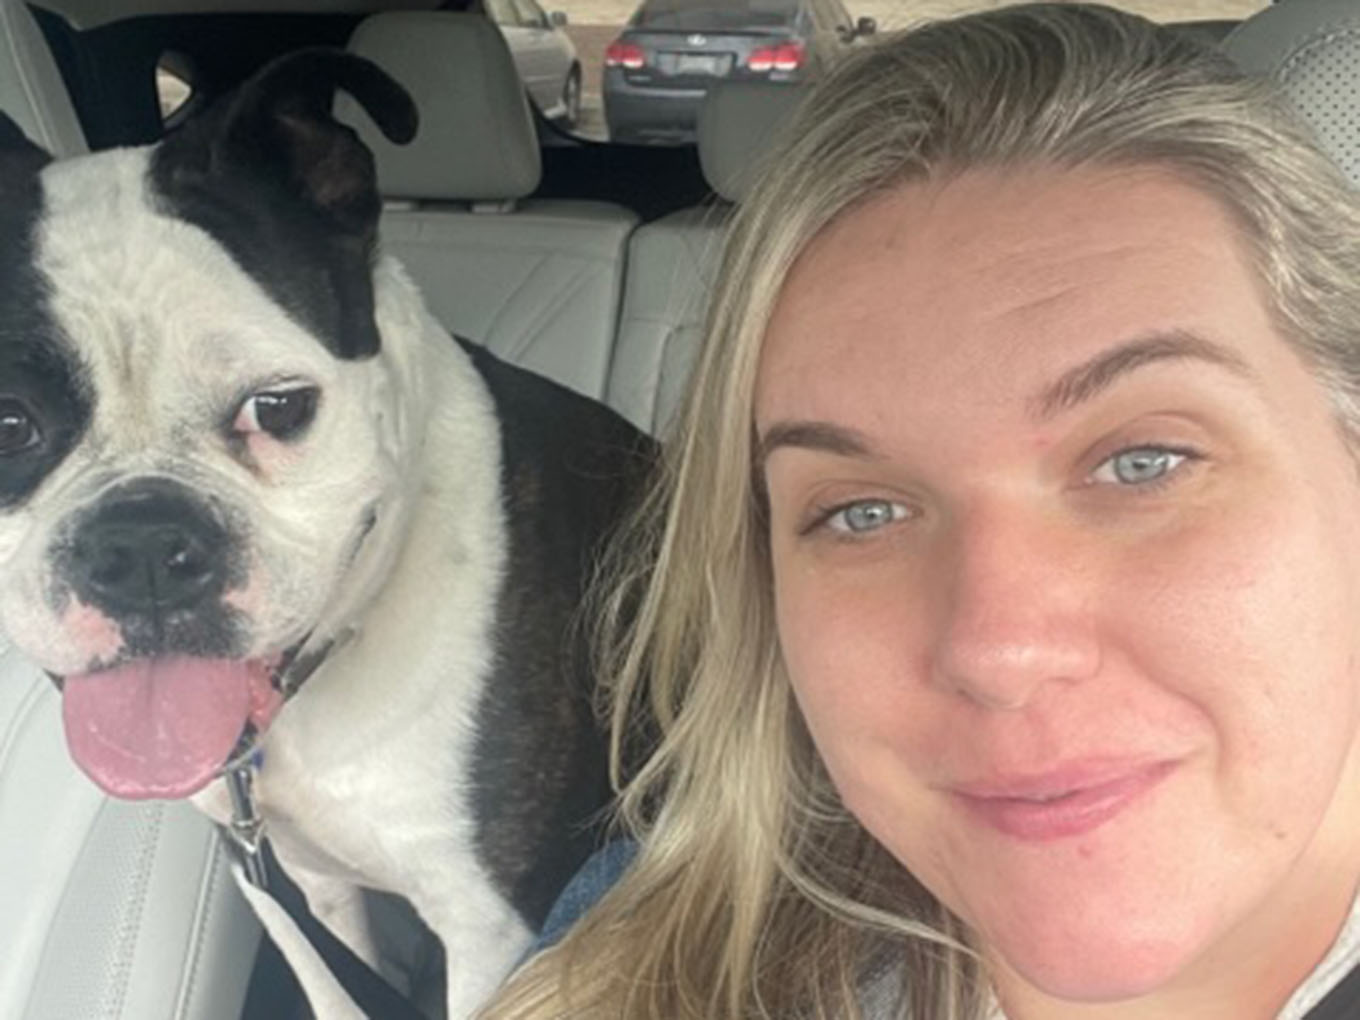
<box><xmin>67</xmin><ymin>480</ymin><xmax>229</xmax><ymax>617</ymax></box>
<box><xmin>48</xmin><ymin>477</ymin><xmax>352</xmax><ymax>801</ymax></box>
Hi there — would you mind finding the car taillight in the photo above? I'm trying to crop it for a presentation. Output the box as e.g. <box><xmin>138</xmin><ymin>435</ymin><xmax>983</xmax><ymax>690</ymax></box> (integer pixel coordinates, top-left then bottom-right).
<box><xmin>605</xmin><ymin>40</ymin><xmax>646</xmax><ymax>70</ymax></box>
<box><xmin>748</xmin><ymin>42</ymin><xmax>803</xmax><ymax>73</ymax></box>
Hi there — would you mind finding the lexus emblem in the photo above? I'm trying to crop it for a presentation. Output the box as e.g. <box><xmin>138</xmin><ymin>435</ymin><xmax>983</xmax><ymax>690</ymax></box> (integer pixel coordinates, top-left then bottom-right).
<box><xmin>687</xmin><ymin>33</ymin><xmax>707</xmax><ymax>46</ymax></box>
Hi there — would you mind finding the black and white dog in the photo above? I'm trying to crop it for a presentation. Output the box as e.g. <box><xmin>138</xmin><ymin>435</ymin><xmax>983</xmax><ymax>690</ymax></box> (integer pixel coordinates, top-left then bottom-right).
<box><xmin>0</xmin><ymin>51</ymin><xmax>653</xmax><ymax>1017</ymax></box>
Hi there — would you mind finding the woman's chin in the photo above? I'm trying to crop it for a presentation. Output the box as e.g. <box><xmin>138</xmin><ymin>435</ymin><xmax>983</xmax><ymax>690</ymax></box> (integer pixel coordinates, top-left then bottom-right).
<box><xmin>983</xmin><ymin>911</ymin><xmax>1212</xmax><ymax>1006</ymax></box>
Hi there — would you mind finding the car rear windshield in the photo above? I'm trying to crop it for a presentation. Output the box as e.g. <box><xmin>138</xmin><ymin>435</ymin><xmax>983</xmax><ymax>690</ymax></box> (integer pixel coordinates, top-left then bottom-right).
<box><xmin>631</xmin><ymin>0</ymin><xmax>800</xmax><ymax>31</ymax></box>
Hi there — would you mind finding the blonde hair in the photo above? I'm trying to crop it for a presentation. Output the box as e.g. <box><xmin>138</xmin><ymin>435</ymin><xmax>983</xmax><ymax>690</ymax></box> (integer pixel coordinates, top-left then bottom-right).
<box><xmin>481</xmin><ymin>4</ymin><xmax>1360</xmax><ymax>1019</ymax></box>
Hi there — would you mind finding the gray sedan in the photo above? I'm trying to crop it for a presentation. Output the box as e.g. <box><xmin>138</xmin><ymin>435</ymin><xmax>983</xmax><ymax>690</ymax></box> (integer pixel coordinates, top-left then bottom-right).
<box><xmin>486</xmin><ymin>0</ymin><xmax>584</xmax><ymax>127</ymax></box>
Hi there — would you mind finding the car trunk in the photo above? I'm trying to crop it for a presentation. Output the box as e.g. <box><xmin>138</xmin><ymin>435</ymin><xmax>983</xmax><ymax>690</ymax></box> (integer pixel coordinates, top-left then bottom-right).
<box><xmin>619</xmin><ymin>28</ymin><xmax>796</xmax><ymax>88</ymax></box>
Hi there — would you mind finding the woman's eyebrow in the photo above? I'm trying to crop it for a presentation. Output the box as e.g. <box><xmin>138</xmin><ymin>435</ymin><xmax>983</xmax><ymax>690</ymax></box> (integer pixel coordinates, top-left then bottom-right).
<box><xmin>756</xmin><ymin>420</ymin><xmax>880</xmax><ymax>470</ymax></box>
<box><xmin>758</xmin><ymin>332</ymin><xmax>1253</xmax><ymax>468</ymax></box>
<box><xmin>1031</xmin><ymin>329</ymin><xmax>1255</xmax><ymax>422</ymax></box>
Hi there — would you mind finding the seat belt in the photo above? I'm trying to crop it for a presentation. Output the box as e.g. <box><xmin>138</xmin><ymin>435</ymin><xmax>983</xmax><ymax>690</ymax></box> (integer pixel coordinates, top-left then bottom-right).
<box><xmin>256</xmin><ymin>842</ymin><xmax>431</xmax><ymax>1020</ymax></box>
<box><xmin>224</xmin><ymin>765</ymin><xmax>430</xmax><ymax>1020</ymax></box>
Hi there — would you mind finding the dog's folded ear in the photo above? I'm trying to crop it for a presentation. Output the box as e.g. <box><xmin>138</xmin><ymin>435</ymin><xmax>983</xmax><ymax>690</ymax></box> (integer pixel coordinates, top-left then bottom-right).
<box><xmin>0</xmin><ymin>112</ymin><xmax>53</xmax><ymax>178</ymax></box>
<box><xmin>164</xmin><ymin>49</ymin><xmax>416</xmax><ymax>236</ymax></box>
<box><xmin>152</xmin><ymin>50</ymin><xmax>418</xmax><ymax>359</ymax></box>
<box><xmin>212</xmin><ymin>50</ymin><xmax>417</xmax><ymax>236</ymax></box>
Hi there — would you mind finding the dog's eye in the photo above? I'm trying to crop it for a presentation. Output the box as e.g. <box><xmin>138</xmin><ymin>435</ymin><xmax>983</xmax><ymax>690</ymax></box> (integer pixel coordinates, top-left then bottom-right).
<box><xmin>235</xmin><ymin>387</ymin><xmax>320</xmax><ymax>441</ymax></box>
<box><xmin>0</xmin><ymin>399</ymin><xmax>40</xmax><ymax>456</ymax></box>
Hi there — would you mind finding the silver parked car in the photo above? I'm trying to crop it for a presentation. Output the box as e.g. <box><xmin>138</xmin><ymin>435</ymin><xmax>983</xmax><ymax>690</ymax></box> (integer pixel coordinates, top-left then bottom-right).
<box><xmin>487</xmin><ymin>0</ymin><xmax>583</xmax><ymax>127</ymax></box>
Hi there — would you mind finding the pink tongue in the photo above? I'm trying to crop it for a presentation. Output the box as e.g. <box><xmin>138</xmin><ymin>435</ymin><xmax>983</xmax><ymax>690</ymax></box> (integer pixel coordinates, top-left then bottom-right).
<box><xmin>62</xmin><ymin>658</ymin><xmax>259</xmax><ymax>800</ymax></box>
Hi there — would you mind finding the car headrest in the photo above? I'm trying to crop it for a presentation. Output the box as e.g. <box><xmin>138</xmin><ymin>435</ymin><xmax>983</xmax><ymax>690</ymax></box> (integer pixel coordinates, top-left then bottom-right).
<box><xmin>1223</xmin><ymin>0</ymin><xmax>1360</xmax><ymax>182</ymax></box>
<box><xmin>341</xmin><ymin>11</ymin><xmax>541</xmax><ymax>202</ymax></box>
<box><xmin>0</xmin><ymin>0</ymin><xmax>86</xmax><ymax>158</ymax></box>
<box><xmin>697</xmin><ymin>81</ymin><xmax>807</xmax><ymax>203</ymax></box>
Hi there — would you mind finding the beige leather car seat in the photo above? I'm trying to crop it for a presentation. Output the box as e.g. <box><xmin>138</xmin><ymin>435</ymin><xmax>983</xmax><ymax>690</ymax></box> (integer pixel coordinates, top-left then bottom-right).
<box><xmin>344</xmin><ymin>11</ymin><xmax>638</xmax><ymax>401</ymax></box>
<box><xmin>605</xmin><ymin>81</ymin><xmax>805</xmax><ymax>434</ymax></box>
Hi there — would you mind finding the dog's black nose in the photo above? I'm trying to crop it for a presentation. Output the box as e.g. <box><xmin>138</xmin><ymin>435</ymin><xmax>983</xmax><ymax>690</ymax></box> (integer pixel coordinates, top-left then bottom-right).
<box><xmin>69</xmin><ymin>480</ymin><xmax>230</xmax><ymax>616</ymax></box>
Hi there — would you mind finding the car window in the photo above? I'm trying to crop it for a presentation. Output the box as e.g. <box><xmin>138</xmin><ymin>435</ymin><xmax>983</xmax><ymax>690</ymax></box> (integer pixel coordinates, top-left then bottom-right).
<box><xmin>632</xmin><ymin>0</ymin><xmax>802</xmax><ymax>31</ymax></box>
<box><xmin>807</xmin><ymin>0</ymin><xmax>838</xmax><ymax>35</ymax></box>
<box><xmin>820</xmin><ymin>0</ymin><xmax>855</xmax><ymax>34</ymax></box>
<box><xmin>486</xmin><ymin>0</ymin><xmax>523</xmax><ymax>27</ymax></box>
<box><xmin>155</xmin><ymin>50</ymin><xmax>200</xmax><ymax>128</ymax></box>
<box><xmin>545</xmin><ymin>0</ymin><xmax>1270</xmax><ymax>147</ymax></box>
<box><xmin>512</xmin><ymin>0</ymin><xmax>548</xmax><ymax>27</ymax></box>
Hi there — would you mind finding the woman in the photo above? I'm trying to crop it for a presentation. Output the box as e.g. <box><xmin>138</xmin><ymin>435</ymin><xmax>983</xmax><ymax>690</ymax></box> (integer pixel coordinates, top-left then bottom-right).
<box><xmin>482</xmin><ymin>4</ymin><xmax>1360</xmax><ymax>1018</ymax></box>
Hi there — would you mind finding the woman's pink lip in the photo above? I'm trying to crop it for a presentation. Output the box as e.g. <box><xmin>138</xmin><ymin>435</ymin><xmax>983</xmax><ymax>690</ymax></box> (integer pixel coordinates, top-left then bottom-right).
<box><xmin>951</xmin><ymin>759</ymin><xmax>1179</xmax><ymax>841</ymax></box>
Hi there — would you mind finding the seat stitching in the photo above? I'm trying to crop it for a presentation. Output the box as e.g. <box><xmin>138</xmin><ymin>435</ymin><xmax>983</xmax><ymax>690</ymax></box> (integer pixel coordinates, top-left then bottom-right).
<box><xmin>106</xmin><ymin>802</ymin><xmax>165</xmax><ymax>1018</ymax></box>
<box><xmin>18</xmin><ymin>800</ymin><xmax>162</xmax><ymax>1019</ymax></box>
<box><xmin>171</xmin><ymin>826</ymin><xmax>231</xmax><ymax>1019</ymax></box>
<box><xmin>510</xmin><ymin>262</ymin><xmax>596</xmax><ymax>365</ymax></box>
<box><xmin>479</xmin><ymin>250</ymin><xmax>551</xmax><ymax>350</ymax></box>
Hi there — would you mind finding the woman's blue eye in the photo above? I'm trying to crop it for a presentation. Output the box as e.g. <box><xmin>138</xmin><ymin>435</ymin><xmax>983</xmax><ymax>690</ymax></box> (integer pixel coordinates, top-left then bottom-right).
<box><xmin>1091</xmin><ymin>446</ymin><xmax>1188</xmax><ymax>486</ymax></box>
<box><xmin>826</xmin><ymin>499</ymin><xmax>909</xmax><ymax>534</ymax></box>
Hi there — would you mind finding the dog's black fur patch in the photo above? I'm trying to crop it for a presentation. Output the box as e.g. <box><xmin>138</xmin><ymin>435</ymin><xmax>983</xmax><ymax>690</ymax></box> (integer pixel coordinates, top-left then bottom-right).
<box><xmin>459</xmin><ymin>338</ymin><xmax>657</xmax><ymax>927</ymax></box>
<box><xmin>149</xmin><ymin>51</ymin><xmax>417</xmax><ymax>361</ymax></box>
<box><xmin>0</xmin><ymin>115</ymin><xmax>91</xmax><ymax>510</ymax></box>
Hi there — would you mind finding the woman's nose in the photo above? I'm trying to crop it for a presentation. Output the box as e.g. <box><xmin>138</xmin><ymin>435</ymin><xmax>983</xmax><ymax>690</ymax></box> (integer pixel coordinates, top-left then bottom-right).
<box><xmin>928</xmin><ymin>506</ymin><xmax>1101</xmax><ymax>711</ymax></box>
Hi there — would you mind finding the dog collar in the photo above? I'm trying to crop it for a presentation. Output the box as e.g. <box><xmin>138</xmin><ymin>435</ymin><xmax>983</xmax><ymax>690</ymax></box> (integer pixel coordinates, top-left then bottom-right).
<box><xmin>215</xmin><ymin>624</ymin><xmax>356</xmax><ymax>780</ymax></box>
<box><xmin>273</xmin><ymin>628</ymin><xmax>346</xmax><ymax>701</ymax></box>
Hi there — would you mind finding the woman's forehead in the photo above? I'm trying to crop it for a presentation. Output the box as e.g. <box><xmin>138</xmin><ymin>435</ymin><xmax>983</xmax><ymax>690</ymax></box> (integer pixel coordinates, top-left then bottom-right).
<box><xmin>753</xmin><ymin>164</ymin><xmax>1288</xmax><ymax>432</ymax></box>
